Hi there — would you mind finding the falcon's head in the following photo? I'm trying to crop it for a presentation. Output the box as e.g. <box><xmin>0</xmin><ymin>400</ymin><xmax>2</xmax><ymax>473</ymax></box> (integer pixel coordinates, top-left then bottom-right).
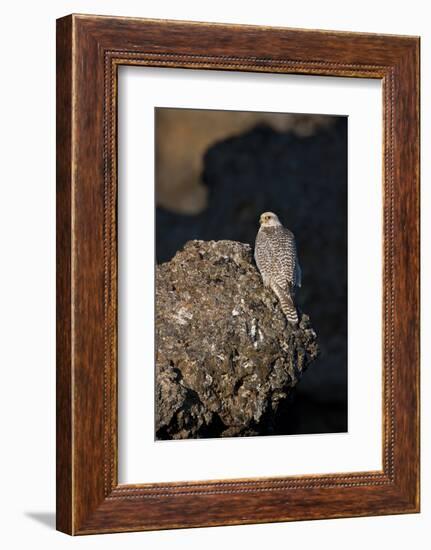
<box><xmin>259</xmin><ymin>211</ymin><xmax>282</xmax><ymax>228</ymax></box>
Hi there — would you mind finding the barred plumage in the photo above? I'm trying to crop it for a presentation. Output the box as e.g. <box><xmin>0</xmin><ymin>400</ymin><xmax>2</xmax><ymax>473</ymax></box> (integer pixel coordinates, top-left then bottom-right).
<box><xmin>254</xmin><ymin>212</ymin><xmax>301</xmax><ymax>324</ymax></box>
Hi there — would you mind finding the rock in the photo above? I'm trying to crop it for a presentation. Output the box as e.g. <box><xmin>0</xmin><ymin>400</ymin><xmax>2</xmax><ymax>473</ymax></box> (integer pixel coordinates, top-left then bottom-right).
<box><xmin>156</xmin><ymin>239</ymin><xmax>318</xmax><ymax>439</ymax></box>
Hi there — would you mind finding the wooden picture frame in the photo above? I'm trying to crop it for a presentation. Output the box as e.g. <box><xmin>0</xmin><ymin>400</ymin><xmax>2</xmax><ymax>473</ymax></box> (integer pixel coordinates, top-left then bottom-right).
<box><xmin>56</xmin><ymin>14</ymin><xmax>420</xmax><ymax>535</ymax></box>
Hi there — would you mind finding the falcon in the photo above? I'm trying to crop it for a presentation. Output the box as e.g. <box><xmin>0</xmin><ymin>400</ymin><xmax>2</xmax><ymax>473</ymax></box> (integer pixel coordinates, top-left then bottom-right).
<box><xmin>254</xmin><ymin>212</ymin><xmax>301</xmax><ymax>324</ymax></box>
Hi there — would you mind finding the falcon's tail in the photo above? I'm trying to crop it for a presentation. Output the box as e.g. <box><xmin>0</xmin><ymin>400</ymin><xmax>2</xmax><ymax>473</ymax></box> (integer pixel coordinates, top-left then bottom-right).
<box><xmin>272</xmin><ymin>284</ymin><xmax>298</xmax><ymax>324</ymax></box>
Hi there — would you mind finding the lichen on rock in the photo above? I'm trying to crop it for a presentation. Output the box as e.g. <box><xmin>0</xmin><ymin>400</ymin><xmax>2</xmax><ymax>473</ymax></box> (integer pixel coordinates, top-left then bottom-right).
<box><xmin>155</xmin><ymin>239</ymin><xmax>318</xmax><ymax>439</ymax></box>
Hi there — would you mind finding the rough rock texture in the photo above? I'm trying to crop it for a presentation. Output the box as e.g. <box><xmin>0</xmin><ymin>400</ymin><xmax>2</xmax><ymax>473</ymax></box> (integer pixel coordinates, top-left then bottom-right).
<box><xmin>156</xmin><ymin>239</ymin><xmax>318</xmax><ymax>440</ymax></box>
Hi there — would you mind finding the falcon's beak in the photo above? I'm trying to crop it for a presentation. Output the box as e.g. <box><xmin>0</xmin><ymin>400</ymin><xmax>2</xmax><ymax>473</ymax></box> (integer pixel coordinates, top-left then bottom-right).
<box><xmin>259</xmin><ymin>215</ymin><xmax>264</xmax><ymax>225</ymax></box>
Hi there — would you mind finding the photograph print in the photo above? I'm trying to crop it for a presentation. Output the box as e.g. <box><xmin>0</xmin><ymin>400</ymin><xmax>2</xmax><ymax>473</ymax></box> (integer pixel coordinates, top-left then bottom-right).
<box><xmin>155</xmin><ymin>107</ymin><xmax>347</xmax><ymax>440</ymax></box>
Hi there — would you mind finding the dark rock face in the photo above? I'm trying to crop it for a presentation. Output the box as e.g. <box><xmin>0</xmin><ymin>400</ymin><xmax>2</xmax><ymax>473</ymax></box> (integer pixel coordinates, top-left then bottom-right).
<box><xmin>156</xmin><ymin>240</ymin><xmax>318</xmax><ymax>440</ymax></box>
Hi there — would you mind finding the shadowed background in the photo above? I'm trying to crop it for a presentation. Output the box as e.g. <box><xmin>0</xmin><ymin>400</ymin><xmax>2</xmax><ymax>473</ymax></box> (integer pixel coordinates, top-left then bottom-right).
<box><xmin>155</xmin><ymin>108</ymin><xmax>347</xmax><ymax>435</ymax></box>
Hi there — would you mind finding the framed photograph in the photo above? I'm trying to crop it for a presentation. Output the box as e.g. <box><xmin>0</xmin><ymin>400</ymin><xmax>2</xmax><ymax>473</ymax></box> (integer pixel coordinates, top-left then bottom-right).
<box><xmin>56</xmin><ymin>14</ymin><xmax>420</xmax><ymax>534</ymax></box>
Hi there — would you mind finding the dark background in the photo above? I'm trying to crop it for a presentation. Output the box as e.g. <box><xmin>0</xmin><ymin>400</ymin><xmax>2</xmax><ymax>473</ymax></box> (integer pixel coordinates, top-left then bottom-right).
<box><xmin>156</xmin><ymin>112</ymin><xmax>348</xmax><ymax>435</ymax></box>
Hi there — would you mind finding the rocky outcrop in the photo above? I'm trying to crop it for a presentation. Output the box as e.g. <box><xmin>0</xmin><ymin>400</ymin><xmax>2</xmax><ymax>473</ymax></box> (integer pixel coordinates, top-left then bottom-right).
<box><xmin>156</xmin><ymin>240</ymin><xmax>318</xmax><ymax>439</ymax></box>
